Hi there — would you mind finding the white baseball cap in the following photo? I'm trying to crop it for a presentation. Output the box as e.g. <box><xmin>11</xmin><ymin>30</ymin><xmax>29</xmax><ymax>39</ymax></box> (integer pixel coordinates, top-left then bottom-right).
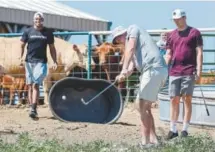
<box><xmin>172</xmin><ymin>9</ymin><xmax>186</xmax><ymax>19</ymax></box>
<box><xmin>34</xmin><ymin>12</ymin><xmax>44</xmax><ymax>20</ymax></box>
<box><xmin>112</xmin><ymin>26</ymin><xmax>127</xmax><ymax>43</ymax></box>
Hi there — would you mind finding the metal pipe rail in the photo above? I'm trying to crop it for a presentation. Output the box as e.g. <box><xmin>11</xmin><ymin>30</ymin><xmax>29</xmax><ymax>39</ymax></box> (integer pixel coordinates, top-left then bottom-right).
<box><xmin>0</xmin><ymin>28</ymin><xmax>215</xmax><ymax>80</ymax></box>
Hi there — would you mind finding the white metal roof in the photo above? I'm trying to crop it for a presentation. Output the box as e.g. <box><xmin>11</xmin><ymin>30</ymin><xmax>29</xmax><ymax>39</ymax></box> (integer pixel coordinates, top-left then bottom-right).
<box><xmin>0</xmin><ymin>0</ymin><xmax>109</xmax><ymax>22</ymax></box>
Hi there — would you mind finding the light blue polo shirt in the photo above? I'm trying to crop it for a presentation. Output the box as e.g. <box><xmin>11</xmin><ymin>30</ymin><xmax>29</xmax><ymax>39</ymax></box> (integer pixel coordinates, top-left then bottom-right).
<box><xmin>126</xmin><ymin>24</ymin><xmax>167</xmax><ymax>72</ymax></box>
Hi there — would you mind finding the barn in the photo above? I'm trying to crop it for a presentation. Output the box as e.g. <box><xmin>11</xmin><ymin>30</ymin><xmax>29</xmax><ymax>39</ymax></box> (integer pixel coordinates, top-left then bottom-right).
<box><xmin>0</xmin><ymin>0</ymin><xmax>112</xmax><ymax>41</ymax></box>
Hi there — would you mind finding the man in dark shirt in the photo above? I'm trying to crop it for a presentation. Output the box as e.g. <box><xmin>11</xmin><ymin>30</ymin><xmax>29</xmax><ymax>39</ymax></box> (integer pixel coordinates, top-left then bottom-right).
<box><xmin>165</xmin><ymin>9</ymin><xmax>203</xmax><ymax>139</ymax></box>
<box><xmin>20</xmin><ymin>12</ymin><xmax>58</xmax><ymax>119</ymax></box>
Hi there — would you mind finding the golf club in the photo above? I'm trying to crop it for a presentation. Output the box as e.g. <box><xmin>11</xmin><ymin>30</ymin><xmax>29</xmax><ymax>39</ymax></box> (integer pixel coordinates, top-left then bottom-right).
<box><xmin>199</xmin><ymin>85</ymin><xmax>210</xmax><ymax>116</ymax></box>
<box><xmin>125</xmin><ymin>87</ymin><xmax>131</xmax><ymax>103</ymax></box>
<box><xmin>81</xmin><ymin>80</ymin><xmax>117</xmax><ymax>105</ymax></box>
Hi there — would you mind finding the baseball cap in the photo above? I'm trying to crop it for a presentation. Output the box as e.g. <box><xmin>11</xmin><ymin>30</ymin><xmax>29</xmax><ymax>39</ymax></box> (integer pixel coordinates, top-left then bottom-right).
<box><xmin>34</xmin><ymin>12</ymin><xmax>44</xmax><ymax>20</ymax></box>
<box><xmin>172</xmin><ymin>9</ymin><xmax>186</xmax><ymax>19</ymax></box>
<box><xmin>112</xmin><ymin>26</ymin><xmax>127</xmax><ymax>43</ymax></box>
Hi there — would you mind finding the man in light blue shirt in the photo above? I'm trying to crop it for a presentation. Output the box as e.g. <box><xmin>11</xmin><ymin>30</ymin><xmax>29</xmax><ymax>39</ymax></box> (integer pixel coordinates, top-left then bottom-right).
<box><xmin>113</xmin><ymin>25</ymin><xmax>168</xmax><ymax>147</ymax></box>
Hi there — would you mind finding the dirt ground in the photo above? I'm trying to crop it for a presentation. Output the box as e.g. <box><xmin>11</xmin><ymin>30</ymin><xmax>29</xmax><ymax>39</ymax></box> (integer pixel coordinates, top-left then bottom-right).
<box><xmin>0</xmin><ymin>103</ymin><xmax>215</xmax><ymax>145</ymax></box>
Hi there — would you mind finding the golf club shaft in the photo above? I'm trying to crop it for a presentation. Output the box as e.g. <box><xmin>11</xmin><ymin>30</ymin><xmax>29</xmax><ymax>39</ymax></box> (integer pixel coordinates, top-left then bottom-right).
<box><xmin>81</xmin><ymin>80</ymin><xmax>117</xmax><ymax>105</ymax></box>
<box><xmin>199</xmin><ymin>85</ymin><xmax>210</xmax><ymax>116</ymax></box>
<box><xmin>125</xmin><ymin>87</ymin><xmax>131</xmax><ymax>103</ymax></box>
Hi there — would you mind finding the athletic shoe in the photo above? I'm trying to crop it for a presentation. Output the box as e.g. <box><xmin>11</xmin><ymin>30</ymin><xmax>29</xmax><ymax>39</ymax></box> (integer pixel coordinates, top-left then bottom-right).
<box><xmin>166</xmin><ymin>131</ymin><xmax>178</xmax><ymax>140</ymax></box>
<box><xmin>181</xmin><ymin>130</ymin><xmax>188</xmax><ymax>137</ymax></box>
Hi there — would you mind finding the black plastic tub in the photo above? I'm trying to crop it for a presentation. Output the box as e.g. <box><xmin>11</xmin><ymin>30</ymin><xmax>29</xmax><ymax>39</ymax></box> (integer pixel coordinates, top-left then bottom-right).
<box><xmin>48</xmin><ymin>77</ymin><xmax>124</xmax><ymax>124</ymax></box>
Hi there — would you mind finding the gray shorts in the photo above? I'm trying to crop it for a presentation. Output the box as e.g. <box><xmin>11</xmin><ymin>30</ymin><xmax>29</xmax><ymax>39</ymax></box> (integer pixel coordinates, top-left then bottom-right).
<box><xmin>136</xmin><ymin>67</ymin><xmax>168</xmax><ymax>102</ymax></box>
<box><xmin>169</xmin><ymin>75</ymin><xmax>195</xmax><ymax>97</ymax></box>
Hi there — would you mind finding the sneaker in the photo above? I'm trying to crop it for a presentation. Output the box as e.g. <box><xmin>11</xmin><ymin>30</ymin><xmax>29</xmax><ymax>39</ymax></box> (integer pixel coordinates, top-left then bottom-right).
<box><xmin>181</xmin><ymin>130</ymin><xmax>188</xmax><ymax>137</ymax></box>
<box><xmin>166</xmin><ymin>131</ymin><xmax>178</xmax><ymax>140</ymax></box>
<box><xmin>29</xmin><ymin>109</ymin><xmax>38</xmax><ymax>119</ymax></box>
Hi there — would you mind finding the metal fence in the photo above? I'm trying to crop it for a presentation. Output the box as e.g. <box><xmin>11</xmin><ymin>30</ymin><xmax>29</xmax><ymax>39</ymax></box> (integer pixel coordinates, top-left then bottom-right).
<box><xmin>0</xmin><ymin>28</ymin><xmax>215</xmax><ymax>105</ymax></box>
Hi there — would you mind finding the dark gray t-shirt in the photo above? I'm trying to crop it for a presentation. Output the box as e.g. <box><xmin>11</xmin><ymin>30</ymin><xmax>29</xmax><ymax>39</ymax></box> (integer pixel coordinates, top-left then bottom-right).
<box><xmin>126</xmin><ymin>25</ymin><xmax>167</xmax><ymax>72</ymax></box>
<box><xmin>21</xmin><ymin>27</ymin><xmax>54</xmax><ymax>63</ymax></box>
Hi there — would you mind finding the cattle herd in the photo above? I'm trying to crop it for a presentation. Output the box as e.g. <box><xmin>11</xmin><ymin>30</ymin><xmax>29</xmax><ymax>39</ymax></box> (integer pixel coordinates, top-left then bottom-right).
<box><xmin>0</xmin><ymin>37</ymin><xmax>137</xmax><ymax>106</ymax></box>
<box><xmin>0</xmin><ymin>36</ymin><xmax>214</xmax><ymax>107</ymax></box>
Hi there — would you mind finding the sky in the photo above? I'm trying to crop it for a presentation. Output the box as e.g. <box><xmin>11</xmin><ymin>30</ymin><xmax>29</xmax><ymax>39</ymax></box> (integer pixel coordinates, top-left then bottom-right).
<box><xmin>58</xmin><ymin>0</ymin><xmax>215</xmax><ymax>70</ymax></box>
<box><xmin>60</xmin><ymin>1</ymin><xmax>215</xmax><ymax>30</ymax></box>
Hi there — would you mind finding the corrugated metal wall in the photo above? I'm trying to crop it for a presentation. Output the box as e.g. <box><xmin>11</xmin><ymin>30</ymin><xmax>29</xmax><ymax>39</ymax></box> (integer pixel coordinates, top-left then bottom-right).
<box><xmin>0</xmin><ymin>7</ymin><xmax>109</xmax><ymax>31</ymax></box>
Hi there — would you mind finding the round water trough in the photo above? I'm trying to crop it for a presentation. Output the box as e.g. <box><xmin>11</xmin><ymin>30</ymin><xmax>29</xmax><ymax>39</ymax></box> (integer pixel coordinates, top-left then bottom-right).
<box><xmin>158</xmin><ymin>84</ymin><xmax>215</xmax><ymax>127</ymax></box>
<box><xmin>48</xmin><ymin>77</ymin><xmax>124</xmax><ymax>124</ymax></box>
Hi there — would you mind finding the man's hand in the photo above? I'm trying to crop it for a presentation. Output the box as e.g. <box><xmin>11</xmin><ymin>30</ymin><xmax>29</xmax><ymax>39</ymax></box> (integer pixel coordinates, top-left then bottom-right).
<box><xmin>115</xmin><ymin>69</ymin><xmax>129</xmax><ymax>83</ymax></box>
<box><xmin>115</xmin><ymin>74</ymin><xmax>126</xmax><ymax>83</ymax></box>
<box><xmin>19</xmin><ymin>58</ymin><xmax>24</xmax><ymax>66</ymax></box>
<box><xmin>195</xmin><ymin>70</ymin><xmax>201</xmax><ymax>82</ymax></box>
<box><xmin>52</xmin><ymin>62</ymin><xmax>58</xmax><ymax>70</ymax></box>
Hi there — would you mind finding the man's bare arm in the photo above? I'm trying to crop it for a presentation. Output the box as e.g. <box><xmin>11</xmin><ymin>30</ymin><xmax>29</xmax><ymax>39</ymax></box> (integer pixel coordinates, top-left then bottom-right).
<box><xmin>165</xmin><ymin>48</ymin><xmax>172</xmax><ymax>65</ymax></box>
<box><xmin>20</xmin><ymin>41</ymin><xmax>26</xmax><ymax>59</ymax></box>
<box><xmin>126</xmin><ymin>59</ymin><xmax>135</xmax><ymax>77</ymax></box>
<box><xmin>49</xmin><ymin>44</ymin><xmax>57</xmax><ymax>63</ymax></box>
<box><xmin>122</xmin><ymin>37</ymin><xmax>136</xmax><ymax>71</ymax></box>
<box><xmin>196</xmin><ymin>46</ymin><xmax>203</xmax><ymax>76</ymax></box>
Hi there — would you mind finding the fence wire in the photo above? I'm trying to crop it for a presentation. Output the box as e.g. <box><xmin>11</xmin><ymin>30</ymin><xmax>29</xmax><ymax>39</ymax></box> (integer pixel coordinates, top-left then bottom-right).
<box><xmin>0</xmin><ymin>32</ymin><xmax>215</xmax><ymax>105</ymax></box>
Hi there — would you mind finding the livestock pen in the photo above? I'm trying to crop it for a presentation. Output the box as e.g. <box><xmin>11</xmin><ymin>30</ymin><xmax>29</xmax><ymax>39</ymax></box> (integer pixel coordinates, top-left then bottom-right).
<box><xmin>0</xmin><ymin>29</ymin><xmax>215</xmax><ymax>105</ymax></box>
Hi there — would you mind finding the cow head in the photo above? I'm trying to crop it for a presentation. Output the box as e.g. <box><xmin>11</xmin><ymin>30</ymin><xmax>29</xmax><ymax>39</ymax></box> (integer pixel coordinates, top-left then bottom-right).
<box><xmin>92</xmin><ymin>42</ymin><xmax>124</xmax><ymax>66</ymax></box>
<box><xmin>64</xmin><ymin>44</ymin><xmax>96</xmax><ymax>75</ymax></box>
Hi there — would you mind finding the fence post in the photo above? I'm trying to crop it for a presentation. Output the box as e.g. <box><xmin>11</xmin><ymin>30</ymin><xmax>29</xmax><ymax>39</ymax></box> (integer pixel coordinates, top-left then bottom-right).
<box><xmin>87</xmin><ymin>34</ymin><xmax>92</xmax><ymax>79</ymax></box>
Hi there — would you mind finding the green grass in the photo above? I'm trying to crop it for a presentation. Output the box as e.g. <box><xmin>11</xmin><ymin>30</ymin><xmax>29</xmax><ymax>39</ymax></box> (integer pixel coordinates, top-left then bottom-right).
<box><xmin>0</xmin><ymin>133</ymin><xmax>215</xmax><ymax>152</ymax></box>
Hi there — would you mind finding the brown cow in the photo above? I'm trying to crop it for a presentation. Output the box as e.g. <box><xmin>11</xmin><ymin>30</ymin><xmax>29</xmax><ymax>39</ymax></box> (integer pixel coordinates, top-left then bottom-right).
<box><xmin>92</xmin><ymin>42</ymin><xmax>125</xmax><ymax>81</ymax></box>
<box><xmin>0</xmin><ymin>37</ymin><xmax>96</xmax><ymax>105</ymax></box>
<box><xmin>0</xmin><ymin>74</ymin><xmax>28</xmax><ymax>105</ymax></box>
<box><xmin>92</xmin><ymin>42</ymin><xmax>128</xmax><ymax>97</ymax></box>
